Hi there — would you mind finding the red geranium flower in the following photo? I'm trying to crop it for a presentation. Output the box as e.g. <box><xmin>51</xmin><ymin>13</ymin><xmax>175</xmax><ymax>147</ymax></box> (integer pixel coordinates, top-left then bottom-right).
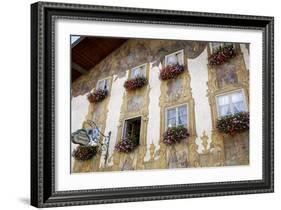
<box><xmin>87</xmin><ymin>89</ymin><xmax>108</xmax><ymax>103</ymax></box>
<box><xmin>163</xmin><ymin>125</ymin><xmax>189</xmax><ymax>145</ymax></box>
<box><xmin>208</xmin><ymin>45</ymin><xmax>236</xmax><ymax>66</ymax></box>
<box><xmin>124</xmin><ymin>76</ymin><xmax>148</xmax><ymax>91</ymax></box>
<box><xmin>159</xmin><ymin>64</ymin><xmax>185</xmax><ymax>80</ymax></box>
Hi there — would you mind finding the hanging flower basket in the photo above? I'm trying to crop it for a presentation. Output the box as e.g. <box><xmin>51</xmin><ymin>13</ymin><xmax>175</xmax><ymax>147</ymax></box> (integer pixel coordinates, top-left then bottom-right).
<box><xmin>115</xmin><ymin>138</ymin><xmax>138</xmax><ymax>153</ymax></box>
<box><xmin>87</xmin><ymin>89</ymin><xmax>108</xmax><ymax>103</ymax></box>
<box><xmin>124</xmin><ymin>76</ymin><xmax>148</xmax><ymax>91</ymax></box>
<box><xmin>159</xmin><ymin>63</ymin><xmax>185</xmax><ymax>80</ymax></box>
<box><xmin>208</xmin><ymin>45</ymin><xmax>236</xmax><ymax>66</ymax></box>
<box><xmin>216</xmin><ymin>112</ymin><xmax>249</xmax><ymax>136</ymax></box>
<box><xmin>72</xmin><ymin>146</ymin><xmax>98</xmax><ymax>161</ymax></box>
<box><xmin>163</xmin><ymin>125</ymin><xmax>189</xmax><ymax>145</ymax></box>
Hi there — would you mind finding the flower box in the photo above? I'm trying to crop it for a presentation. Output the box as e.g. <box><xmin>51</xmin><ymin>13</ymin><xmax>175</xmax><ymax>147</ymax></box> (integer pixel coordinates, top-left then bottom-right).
<box><xmin>87</xmin><ymin>89</ymin><xmax>108</xmax><ymax>103</ymax></box>
<box><xmin>208</xmin><ymin>45</ymin><xmax>236</xmax><ymax>66</ymax></box>
<box><xmin>115</xmin><ymin>138</ymin><xmax>138</xmax><ymax>153</ymax></box>
<box><xmin>159</xmin><ymin>64</ymin><xmax>185</xmax><ymax>80</ymax></box>
<box><xmin>72</xmin><ymin>146</ymin><xmax>98</xmax><ymax>161</ymax></box>
<box><xmin>124</xmin><ymin>76</ymin><xmax>148</xmax><ymax>91</ymax></box>
<box><xmin>163</xmin><ymin>125</ymin><xmax>189</xmax><ymax>145</ymax></box>
<box><xmin>216</xmin><ymin>112</ymin><xmax>249</xmax><ymax>136</ymax></box>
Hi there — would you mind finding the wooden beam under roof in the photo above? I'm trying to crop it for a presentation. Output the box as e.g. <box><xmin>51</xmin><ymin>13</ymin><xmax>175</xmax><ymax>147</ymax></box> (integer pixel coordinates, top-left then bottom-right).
<box><xmin>71</xmin><ymin>37</ymin><xmax>128</xmax><ymax>82</ymax></box>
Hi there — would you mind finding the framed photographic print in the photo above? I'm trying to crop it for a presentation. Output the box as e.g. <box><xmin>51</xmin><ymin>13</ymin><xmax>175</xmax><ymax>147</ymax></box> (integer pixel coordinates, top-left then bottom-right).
<box><xmin>31</xmin><ymin>1</ymin><xmax>274</xmax><ymax>208</ymax></box>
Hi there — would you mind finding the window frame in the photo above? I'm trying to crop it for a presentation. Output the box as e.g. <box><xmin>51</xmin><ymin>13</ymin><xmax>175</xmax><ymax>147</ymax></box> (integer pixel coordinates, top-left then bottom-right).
<box><xmin>164</xmin><ymin>49</ymin><xmax>184</xmax><ymax>67</ymax></box>
<box><xmin>130</xmin><ymin>63</ymin><xmax>147</xmax><ymax>79</ymax></box>
<box><xmin>210</xmin><ymin>42</ymin><xmax>223</xmax><ymax>53</ymax></box>
<box><xmin>215</xmin><ymin>89</ymin><xmax>248</xmax><ymax>118</ymax></box>
<box><xmin>210</xmin><ymin>42</ymin><xmax>234</xmax><ymax>53</ymax></box>
<box><xmin>121</xmin><ymin>115</ymin><xmax>142</xmax><ymax>140</ymax></box>
<box><xmin>96</xmin><ymin>77</ymin><xmax>110</xmax><ymax>91</ymax></box>
<box><xmin>165</xmin><ymin>103</ymin><xmax>188</xmax><ymax>129</ymax></box>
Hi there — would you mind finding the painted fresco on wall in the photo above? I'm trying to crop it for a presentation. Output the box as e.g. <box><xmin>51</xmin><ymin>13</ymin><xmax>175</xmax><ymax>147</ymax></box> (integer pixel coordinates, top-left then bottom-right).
<box><xmin>70</xmin><ymin>36</ymin><xmax>250</xmax><ymax>173</ymax></box>
<box><xmin>215</xmin><ymin>63</ymin><xmax>238</xmax><ymax>88</ymax></box>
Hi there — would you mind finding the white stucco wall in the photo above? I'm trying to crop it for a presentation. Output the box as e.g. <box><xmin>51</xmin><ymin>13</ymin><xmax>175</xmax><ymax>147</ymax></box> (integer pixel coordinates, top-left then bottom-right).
<box><xmin>101</xmin><ymin>72</ymin><xmax>128</xmax><ymax>166</ymax></box>
<box><xmin>240</xmin><ymin>43</ymin><xmax>250</xmax><ymax>71</ymax></box>
<box><xmin>71</xmin><ymin>94</ymin><xmax>89</xmax><ymax>132</ymax></box>
<box><xmin>145</xmin><ymin>62</ymin><xmax>162</xmax><ymax>161</ymax></box>
<box><xmin>71</xmin><ymin>93</ymin><xmax>89</xmax><ymax>168</ymax></box>
<box><xmin>188</xmin><ymin>48</ymin><xmax>212</xmax><ymax>153</ymax></box>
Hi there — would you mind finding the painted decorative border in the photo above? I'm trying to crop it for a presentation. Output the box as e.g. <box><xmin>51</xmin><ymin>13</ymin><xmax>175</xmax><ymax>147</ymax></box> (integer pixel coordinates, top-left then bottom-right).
<box><xmin>31</xmin><ymin>1</ymin><xmax>274</xmax><ymax>208</ymax></box>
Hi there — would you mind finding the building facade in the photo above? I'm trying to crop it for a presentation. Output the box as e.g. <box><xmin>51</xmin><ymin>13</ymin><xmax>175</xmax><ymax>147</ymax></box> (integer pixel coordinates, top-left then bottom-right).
<box><xmin>71</xmin><ymin>39</ymin><xmax>250</xmax><ymax>173</ymax></box>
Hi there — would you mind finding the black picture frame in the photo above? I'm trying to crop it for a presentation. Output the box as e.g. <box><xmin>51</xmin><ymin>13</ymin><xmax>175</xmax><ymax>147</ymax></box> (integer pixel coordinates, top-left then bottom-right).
<box><xmin>31</xmin><ymin>1</ymin><xmax>274</xmax><ymax>208</ymax></box>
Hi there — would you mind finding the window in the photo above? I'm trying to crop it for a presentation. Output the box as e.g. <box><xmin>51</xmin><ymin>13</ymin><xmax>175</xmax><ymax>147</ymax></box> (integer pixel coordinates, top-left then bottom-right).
<box><xmin>96</xmin><ymin>78</ymin><xmax>109</xmax><ymax>91</ymax></box>
<box><xmin>130</xmin><ymin>64</ymin><xmax>146</xmax><ymax>79</ymax></box>
<box><xmin>166</xmin><ymin>104</ymin><xmax>188</xmax><ymax>128</ymax></box>
<box><xmin>210</xmin><ymin>42</ymin><xmax>233</xmax><ymax>53</ymax></box>
<box><xmin>165</xmin><ymin>50</ymin><xmax>184</xmax><ymax>66</ymax></box>
<box><xmin>210</xmin><ymin>42</ymin><xmax>223</xmax><ymax>53</ymax></box>
<box><xmin>123</xmin><ymin>117</ymin><xmax>141</xmax><ymax>145</ymax></box>
<box><xmin>216</xmin><ymin>90</ymin><xmax>247</xmax><ymax>117</ymax></box>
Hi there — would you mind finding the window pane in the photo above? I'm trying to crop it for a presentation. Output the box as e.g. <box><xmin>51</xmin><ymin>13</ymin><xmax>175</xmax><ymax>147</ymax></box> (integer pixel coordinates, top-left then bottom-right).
<box><xmin>217</xmin><ymin>94</ymin><xmax>231</xmax><ymax>117</ymax></box>
<box><xmin>125</xmin><ymin>122</ymin><xmax>132</xmax><ymax>138</ymax></box>
<box><xmin>233</xmin><ymin>101</ymin><xmax>245</xmax><ymax>113</ymax></box>
<box><xmin>141</xmin><ymin>67</ymin><xmax>145</xmax><ymax>77</ymax></box>
<box><xmin>223</xmin><ymin>42</ymin><xmax>232</xmax><ymax>47</ymax></box>
<box><xmin>211</xmin><ymin>43</ymin><xmax>222</xmax><ymax>52</ymax></box>
<box><xmin>217</xmin><ymin>94</ymin><xmax>229</xmax><ymax>106</ymax></box>
<box><xmin>167</xmin><ymin>118</ymin><xmax>176</xmax><ymax>127</ymax></box>
<box><xmin>231</xmin><ymin>91</ymin><xmax>245</xmax><ymax>113</ymax></box>
<box><xmin>131</xmin><ymin>66</ymin><xmax>145</xmax><ymax>78</ymax></box>
<box><xmin>167</xmin><ymin>108</ymin><xmax>176</xmax><ymax>127</ymax></box>
<box><xmin>166</xmin><ymin>54</ymin><xmax>178</xmax><ymax>65</ymax></box>
<box><xmin>132</xmin><ymin>68</ymin><xmax>139</xmax><ymax>78</ymax></box>
<box><xmin>178</xmin><ymin>105</ymin><xmax>187</xmax><ymax>127</ymax></box>
<box><xmin>97</xmin><ymin>80</ymin><xmax>105</xmax><ymax>90</ymax></box>
<box><xmin>231</xmin><ymin>91</ymin><xmax>243</xmax><ymax>103</ymax></box>
<box><xmin>178</xmin><ymin>114</ymin><xmax>187</xmax><ymax>127</ymax></box>
<box><xmin>218</xmin><ymin>104</ymin><xmax>231</xmax><ymax>117</ymax></box>
<box><xmin>104</xmin><ymin>79</ymin><xmax>108</xmax><ymax>90</ymax></box>
<box><xmin>167</xmin><ymin>108</ymin><xmax>176</xmax><ymax>119</ymax></box>
<box><xmin>176</xmin><ymin>52</ymin><xmax>183</xmax><ymax>65</ymax></box>
<box><xmin>178</xmin><ymin>105</ymin><xmax>187</xmax><ymax>116</ymax></box>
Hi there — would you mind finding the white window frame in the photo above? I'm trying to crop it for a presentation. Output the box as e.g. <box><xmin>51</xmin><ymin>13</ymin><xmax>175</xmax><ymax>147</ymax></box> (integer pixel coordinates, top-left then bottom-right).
<box><xmin>164</xmin><ymin>49</ymin><xmax>184</xmax><ymax>67</ymax></box>
<box><xmin>165</xmin><ymin>103</ymin><xmax>188</xmax><ymax>129</ymax></box>
<box><xmin>130</xmin><ymin>63</ymin><xmax>147</xmax><ymax>79</ymax></box>
<box><xmin>96</xmin><ymin>77</ymin><xmax>110</xmax><ymax>91</ymax></box>
<box><xmin>215</xmin><ymin>89</ymin><xmax>248</xmax><ymax>118</ymax></box>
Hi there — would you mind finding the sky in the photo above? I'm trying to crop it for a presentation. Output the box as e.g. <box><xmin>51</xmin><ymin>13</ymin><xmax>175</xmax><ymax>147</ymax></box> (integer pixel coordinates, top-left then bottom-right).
<box><xmin>71</xmin><ymin>35</ymin><xmax>80</xmax><ymax>44</ymax></box>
